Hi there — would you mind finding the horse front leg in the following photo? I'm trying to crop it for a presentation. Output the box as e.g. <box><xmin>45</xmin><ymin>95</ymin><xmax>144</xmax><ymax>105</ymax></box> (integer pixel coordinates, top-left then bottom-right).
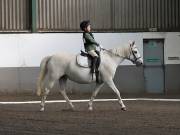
<box><xmin>88</xmin><ymin>83</ymin><xmax>104</xmax><ymax>111</ymax></box>
<box><xmin>60</xmin><ymin>90</ymin><xmax>75</xmax><ymax>110</ymax></box>
<box><xmin>106</xmin><ymin>80</ymin><xmax>126</xmax><ymax>111</ymax></box>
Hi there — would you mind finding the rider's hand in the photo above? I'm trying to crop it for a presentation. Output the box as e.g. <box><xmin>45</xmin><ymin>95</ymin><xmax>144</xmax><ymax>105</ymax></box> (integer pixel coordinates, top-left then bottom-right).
<box><xmin>99</xmin><ymin>45</ymin><xmax>103</xmax><ymax>49</ymax></box>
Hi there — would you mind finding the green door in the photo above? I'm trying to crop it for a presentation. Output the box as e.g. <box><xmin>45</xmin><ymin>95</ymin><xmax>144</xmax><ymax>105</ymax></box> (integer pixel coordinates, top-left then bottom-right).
<box><xmin>143</xmin><ymin>39</ymin><xmax>164</xmax><ymax>93</ymax></box>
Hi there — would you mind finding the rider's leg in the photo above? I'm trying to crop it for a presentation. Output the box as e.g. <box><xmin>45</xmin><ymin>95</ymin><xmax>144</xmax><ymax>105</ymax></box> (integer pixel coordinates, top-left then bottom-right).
<box><xmin>88</xmin><ymin>50</ymin><xmax>98</xmax><ymax>73</ymax></box>
<box><xmin>88</xmin><ymin>50</ymin><xmax>100</xmax><ymax>82</ymax></box>
<box><xmin>92</xmin><ymin>56</ymin><xmax>98</xmax><ymax>73</ymax></box>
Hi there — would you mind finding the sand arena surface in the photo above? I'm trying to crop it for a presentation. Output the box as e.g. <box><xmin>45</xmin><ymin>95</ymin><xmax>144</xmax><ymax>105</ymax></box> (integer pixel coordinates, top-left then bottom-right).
<box><xmin>0</xmin><ymin>94</ymin><xmax>180</xmax><ymax>135</ymax></box>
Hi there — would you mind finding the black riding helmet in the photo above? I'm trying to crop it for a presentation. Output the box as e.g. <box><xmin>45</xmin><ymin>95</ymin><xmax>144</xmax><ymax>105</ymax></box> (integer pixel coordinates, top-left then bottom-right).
<box><xmin>80</xmin><ymin>20</ymin><xmax>90</xmax><ymax>31</ymax></box>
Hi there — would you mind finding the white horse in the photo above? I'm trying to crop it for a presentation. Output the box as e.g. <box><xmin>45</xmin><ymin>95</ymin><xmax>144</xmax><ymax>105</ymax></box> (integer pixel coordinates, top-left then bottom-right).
<box><xmin>37</xmin><ymin>41</ymin><xmax>143</xmax><ymax>112</ymax></box>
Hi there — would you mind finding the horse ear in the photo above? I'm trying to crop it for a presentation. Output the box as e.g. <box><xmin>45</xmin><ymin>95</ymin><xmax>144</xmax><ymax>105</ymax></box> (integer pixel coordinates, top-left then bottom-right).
<box><xmin>129</xmin><ymin>41</ymin><xmax>135</xmax><ymax>47</ymax></box>
<box><xmin>132</xmin><ymin>41</ymin><xmax>135</xmax><ymax>45</ymax></box>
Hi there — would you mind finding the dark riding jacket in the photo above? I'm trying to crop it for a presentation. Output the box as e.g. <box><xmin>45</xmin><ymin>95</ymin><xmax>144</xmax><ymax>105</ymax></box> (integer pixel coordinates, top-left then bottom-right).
<box><xmin>83</xmin><ymin>32</ymin><xmax>99</xmax><ymax>52</ymax></box>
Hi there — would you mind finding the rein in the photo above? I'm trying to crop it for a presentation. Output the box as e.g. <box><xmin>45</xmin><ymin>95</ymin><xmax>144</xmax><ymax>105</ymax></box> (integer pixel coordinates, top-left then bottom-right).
<box><xmin>100</xmin><ymin>47</ymin><xmax>127</xmax><ymax>59</ymax></box>
<box><xmin>101</xmin><ymin>46</ymin><xmax>141</xmax><ymax>63</ymax></box>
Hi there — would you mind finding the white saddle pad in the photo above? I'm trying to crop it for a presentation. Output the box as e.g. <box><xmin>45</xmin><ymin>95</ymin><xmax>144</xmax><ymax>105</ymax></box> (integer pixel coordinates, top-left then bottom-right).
<box><xmin>76</xmin><ymin>54</ymin><xmax>90</xmax><ymax>68</ymax></box>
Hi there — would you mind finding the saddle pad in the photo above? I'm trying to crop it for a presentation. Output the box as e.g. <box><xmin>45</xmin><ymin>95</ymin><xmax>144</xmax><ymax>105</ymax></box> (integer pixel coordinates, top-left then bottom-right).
<box><xmin>76</xmin><ymin>54</ymin><xmax>90</xmax><ymax>68</ymax></box>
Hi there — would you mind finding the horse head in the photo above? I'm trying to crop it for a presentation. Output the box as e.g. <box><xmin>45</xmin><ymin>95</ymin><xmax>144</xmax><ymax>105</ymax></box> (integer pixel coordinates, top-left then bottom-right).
<box><xmin>128</xmin><ymin>41</ymin><xmax>143</xmax><ymax>66</ymax></box>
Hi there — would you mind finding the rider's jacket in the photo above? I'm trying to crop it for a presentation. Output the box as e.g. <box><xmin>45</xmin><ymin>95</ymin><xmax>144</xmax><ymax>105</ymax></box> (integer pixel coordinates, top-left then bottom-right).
<box><xmin>83</xmin><ymin>32</ymin><xmax>99</xmax><ymax>52</ymax></box>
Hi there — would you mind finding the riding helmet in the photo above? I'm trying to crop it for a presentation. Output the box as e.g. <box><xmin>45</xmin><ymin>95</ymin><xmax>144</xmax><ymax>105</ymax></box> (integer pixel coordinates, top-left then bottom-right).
<box><xmin>80</xmin><ymin>20</ymin><xmax>90</xmax><ymax>31</ymax></box>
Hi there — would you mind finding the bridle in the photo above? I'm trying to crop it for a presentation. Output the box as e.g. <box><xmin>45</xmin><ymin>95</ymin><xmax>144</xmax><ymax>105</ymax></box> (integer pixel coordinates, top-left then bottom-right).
<box><xmin>128</xmin><ymin>45</ymin><xmax>142</xmax><ymax>64</ymax></box>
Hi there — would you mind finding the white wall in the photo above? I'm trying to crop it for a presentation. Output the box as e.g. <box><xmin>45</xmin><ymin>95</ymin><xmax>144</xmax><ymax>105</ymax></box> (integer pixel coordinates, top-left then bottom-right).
<box><xmin>164</xmin><ymin>33</ymin><xmax>180</xmax><ymax>64</ymax></box>
<box><xmin>0</xmin><ymin>32</ymin><xmax>179</xmax><ymax>67</ymax></box>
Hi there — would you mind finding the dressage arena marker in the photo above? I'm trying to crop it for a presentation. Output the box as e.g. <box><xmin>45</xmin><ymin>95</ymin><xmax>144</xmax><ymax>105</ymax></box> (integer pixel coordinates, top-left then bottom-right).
<box><xmin>0</xmin><ymin>98</ymin><xmax>180</xmax><ymax>105</ymax></box>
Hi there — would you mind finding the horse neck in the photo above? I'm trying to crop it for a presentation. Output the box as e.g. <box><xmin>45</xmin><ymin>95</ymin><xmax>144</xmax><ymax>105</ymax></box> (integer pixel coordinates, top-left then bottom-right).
<box><xmin>104</xmin><ymin>46</ymin><xmax>130</xmax><ymax>65</ymax></box>
<box><xmin>121</xmin><ymin>45</ymin><xmax>131</xmax><ymax>58</ymax></box>
<box><xmin>102</xmin><ymin>49</ymin><xmax>123</xmax><ymax>68</ymax></box>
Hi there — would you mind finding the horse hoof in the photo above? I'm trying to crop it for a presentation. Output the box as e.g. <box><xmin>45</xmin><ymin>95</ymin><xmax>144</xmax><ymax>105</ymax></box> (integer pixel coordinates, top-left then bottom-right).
<box><xmin>40</xmin><ymin>108</ymin><xmax>45</xmax><ymax>112</ymax></box>
<box><xmin>121</xmin><ymin>107</ymin><xmax>127</xmax><ymax>111</ymax></box>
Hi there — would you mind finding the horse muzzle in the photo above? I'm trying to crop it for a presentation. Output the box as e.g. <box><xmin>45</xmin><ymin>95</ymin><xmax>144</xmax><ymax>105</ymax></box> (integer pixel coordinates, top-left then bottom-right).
<box><xmin>135</xmin><ymin>58</ymin><xmax>143</xmax><ymax>67</ymax></box>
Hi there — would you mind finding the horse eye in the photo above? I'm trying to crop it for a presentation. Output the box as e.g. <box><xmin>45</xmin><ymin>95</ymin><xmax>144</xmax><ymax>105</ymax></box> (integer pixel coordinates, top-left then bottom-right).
<box><xmin>133</xmin><ymin>51</ymin><xmax>137</xmax><ymax>54</ymax></box>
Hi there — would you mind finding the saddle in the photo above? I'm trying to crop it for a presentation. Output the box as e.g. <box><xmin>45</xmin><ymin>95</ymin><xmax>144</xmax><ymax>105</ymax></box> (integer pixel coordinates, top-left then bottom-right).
<box><xmin>77</xmin><ymin>51</ymin><xmax>100</xmax><ymax>68</ymax></box>
<box><xmin>76</xmin><ymin>51</ymin><xmax>101</xmax><ymax>83</ymax></box>
<box><xmin>76</xmin><ymin>51</ymin><xmax>91</xmax><ymax>68</ymax></box>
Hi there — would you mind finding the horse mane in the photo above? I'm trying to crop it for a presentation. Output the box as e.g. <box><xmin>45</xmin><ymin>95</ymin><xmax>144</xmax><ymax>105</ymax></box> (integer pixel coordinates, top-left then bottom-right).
<box><xmin>108</xmin><ymin>45</ymin><xmax>130</xmax><ymax>57</ymax></box>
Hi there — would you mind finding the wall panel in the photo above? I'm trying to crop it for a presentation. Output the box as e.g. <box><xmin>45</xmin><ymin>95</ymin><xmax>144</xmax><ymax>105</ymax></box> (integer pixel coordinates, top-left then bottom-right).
<box><xmin>0</xmin><ymin>0</ymin><xmax>179</xmax><ymax>32</ymax></box>
<box><xmin>36</xmin><ymin>0</ymin><xmax>112</xmax><ymax>32</ymax></box>
<box><xmin>114</xmin><ymin>0</ymin><xmax>180</xmax><ymax>32</ymax></box>
<box><xmin>0</xmin><ymin>0</ymin><xmax>30</xmax><ymax>32</ymax></box>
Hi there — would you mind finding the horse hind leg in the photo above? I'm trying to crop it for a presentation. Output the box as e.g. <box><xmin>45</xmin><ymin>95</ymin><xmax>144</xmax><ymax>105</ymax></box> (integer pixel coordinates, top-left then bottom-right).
<box><xmin>40</xmin><ymin>77</ymin><xmax>55</xmax><ymax>112</ymax></box>
<box><xmin>59</xmin><ymin>76</ymin><xmax>75</xmax><ymax>110</ymax></box>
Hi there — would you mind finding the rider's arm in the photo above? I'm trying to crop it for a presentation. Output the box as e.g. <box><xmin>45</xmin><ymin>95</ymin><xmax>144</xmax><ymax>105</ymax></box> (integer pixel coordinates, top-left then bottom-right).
<box><xmin>84</xmin><ymin>33</ymin><xmax>99</xmax><ymax>46</ymax></box>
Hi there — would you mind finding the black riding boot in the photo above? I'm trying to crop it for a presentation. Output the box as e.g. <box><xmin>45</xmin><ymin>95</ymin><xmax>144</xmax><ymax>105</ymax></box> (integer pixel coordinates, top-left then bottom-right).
<box><xmin>91</xmin><ymin>57</ymin><xmax>100</xmax><ymax>83</ymax></box>
<box><xmin>95</xmin><ymin>70</ymin><xmax>100</xmax><ymax>83</ymax></box>
<box><xmin>91</xmin><ymin>56</ymin><xmax>98</xmax><ymax>73</ymax></box>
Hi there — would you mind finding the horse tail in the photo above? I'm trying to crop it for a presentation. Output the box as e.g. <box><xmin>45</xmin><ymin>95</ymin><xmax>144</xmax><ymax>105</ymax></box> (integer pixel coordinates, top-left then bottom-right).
<box><xmin>37</xmin><ymin>56</ymin><xmax>51</xmax><ymax>96</ymax></box>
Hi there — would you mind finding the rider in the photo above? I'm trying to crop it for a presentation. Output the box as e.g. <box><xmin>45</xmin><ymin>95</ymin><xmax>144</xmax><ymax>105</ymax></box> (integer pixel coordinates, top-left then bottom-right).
<box><xmin>80</xmin><ymin>20</ymin><xmax>100</xmax><ymax>82</ymax></box>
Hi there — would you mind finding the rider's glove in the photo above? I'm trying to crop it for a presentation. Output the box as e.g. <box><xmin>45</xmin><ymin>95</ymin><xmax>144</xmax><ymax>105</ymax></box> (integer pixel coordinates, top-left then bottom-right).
<box><xmin>99</xmin><ymin>44</ymin><xmax>103</xmax><ymax>49</ymax></box>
